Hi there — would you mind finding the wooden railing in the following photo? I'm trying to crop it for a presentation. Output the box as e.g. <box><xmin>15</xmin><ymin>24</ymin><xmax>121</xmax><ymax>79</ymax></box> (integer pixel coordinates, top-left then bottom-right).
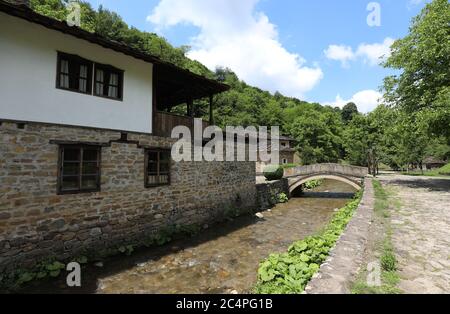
<box><xmin>153</xmin><ymin>112</ymin><xmax>210</xmax><ymax>138</ymax></box>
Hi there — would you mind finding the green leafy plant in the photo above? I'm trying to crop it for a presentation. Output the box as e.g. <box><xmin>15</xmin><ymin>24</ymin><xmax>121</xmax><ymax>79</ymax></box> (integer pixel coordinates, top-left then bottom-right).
<box><xmin>277</xmin><ymin>193</ymin><xmax>289</xmax><ymax>203</ymax></box>
<box><xmin>303</xmin><ymin>180</ymin><xmax>323</xmax><ymax>190</ymax></box>
<box><xmin>254</xmin><ymin>191</ymin><xmax>362</xmax><ymax>294</ymax></box>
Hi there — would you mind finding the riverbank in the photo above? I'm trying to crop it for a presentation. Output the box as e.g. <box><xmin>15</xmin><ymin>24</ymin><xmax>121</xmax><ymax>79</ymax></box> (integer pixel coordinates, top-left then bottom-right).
<box><xmin>15</xmin><ymin>180</ymin><xmax>356</xmax><ymax>294</ymax></box>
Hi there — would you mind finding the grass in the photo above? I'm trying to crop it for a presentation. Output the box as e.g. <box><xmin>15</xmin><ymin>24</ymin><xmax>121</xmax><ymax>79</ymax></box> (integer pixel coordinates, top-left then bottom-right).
<box><xmin>441</xmin><ymin>163</ymin><xmax>450</xmax><ymax>175</ymax></box>
<box><xmin>402</xmin><ymin>162</ymin><xmax>450</xmax><ymax>177</ymax></box>
<box><xmin>373</xmin><ymin>180</ymin><xmax>390</xmax><ymax>218</ymax></box>
<box><xmin>280</xmin><ymin>163</ymin><xmax>300</xmax><ymax>169</ymax></box>
<box><xmin>352</xmin><ymin>233</ymin><xmax>402</xmax><ymax>294</ymax></box>
<box><xmin>351</xmin><ymin>180</ymin><xmax>402</xmax><ymax>295</ymax></box>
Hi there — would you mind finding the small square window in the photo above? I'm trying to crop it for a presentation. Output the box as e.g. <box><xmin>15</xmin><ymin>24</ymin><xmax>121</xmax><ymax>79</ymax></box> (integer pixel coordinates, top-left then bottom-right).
<box><xmin>58</xmin><ymin>145</ymin><xmax>101</xmax><ymax>194</ymax></box>
<box><xmin>56</xmin><ymin>52</ymin><xmax>93</xmax><ymax>94</ymax></box>
<box><xmin>94</xmin><ymin>64</ymin><xmax>124</xmax><ymax>101</ymax></box>
<box><xmin>145</xmin><ymin>149</ymin><xmax>171</xmax><ymax>187</ymax></box>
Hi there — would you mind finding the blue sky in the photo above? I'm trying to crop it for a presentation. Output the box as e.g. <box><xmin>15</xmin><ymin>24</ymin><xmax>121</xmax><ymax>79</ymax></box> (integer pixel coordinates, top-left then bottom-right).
<box><xmin>87</xmin><ymin>0</ymin><xmax>430</xmax><ymax>112</ymax></box>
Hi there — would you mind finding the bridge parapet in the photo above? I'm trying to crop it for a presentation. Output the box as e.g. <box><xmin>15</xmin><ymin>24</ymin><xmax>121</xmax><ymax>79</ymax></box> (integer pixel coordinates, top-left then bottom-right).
<box><xmin>284</xmin><ymin>163</ymin><xmax>368</xmax><ymax>178</ymax></box>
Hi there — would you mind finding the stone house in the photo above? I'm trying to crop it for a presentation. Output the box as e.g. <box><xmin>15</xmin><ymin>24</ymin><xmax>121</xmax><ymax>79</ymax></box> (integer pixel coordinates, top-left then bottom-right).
<box><xmin>256</xmin><ymin>136</ymin><xmax>299</xmax><ymax>174</ymax></box>
<box><xmin>423</xmin><ymin>157</ymin><xmax>446</xmax><ymax>170</ymax></box>
<box><xmin>0</xmin><ymin>1</ymin><xmax>257</xmax><ymax>275</ymax></box>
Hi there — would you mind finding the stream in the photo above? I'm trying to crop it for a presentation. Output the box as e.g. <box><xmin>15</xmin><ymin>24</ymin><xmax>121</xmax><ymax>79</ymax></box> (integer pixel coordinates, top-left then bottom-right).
<box><xmin>20</xmin><ymin>179</ymin><xmax>356</xmax><ymax>294</ymax></box>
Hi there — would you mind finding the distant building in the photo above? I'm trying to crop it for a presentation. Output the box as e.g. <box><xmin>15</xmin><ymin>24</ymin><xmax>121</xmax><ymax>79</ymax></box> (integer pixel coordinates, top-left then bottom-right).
<box><xmin>256</xmin><ymin>135</ymin><xmax>299</xmax><ymax>174</ymax></box>
<box><xmin>423</xmin><ymin>157</ymin><xmax>446</xmax><ymax>170</ymax></box>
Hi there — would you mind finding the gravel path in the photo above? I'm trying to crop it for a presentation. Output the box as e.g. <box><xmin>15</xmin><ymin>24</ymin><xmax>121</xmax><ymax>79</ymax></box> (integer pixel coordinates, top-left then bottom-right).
<box><xmin>378</xmin><ymin>174</ymin><xmax>450</xmax><ymax>294</ymax></box>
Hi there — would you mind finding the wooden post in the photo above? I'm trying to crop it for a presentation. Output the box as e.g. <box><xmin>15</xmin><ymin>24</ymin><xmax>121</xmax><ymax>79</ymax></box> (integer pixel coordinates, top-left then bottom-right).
<box><xmin>187</xmin><ymin>98</ymin><xmax>194</xmax><ymax>117</ymax></box>
<box><xmin>209</xmin><ymin>95</ymin><xmax>214</xmax><ymax>125</ymax></box>
<box><xmin>152</xmin><ymin>65</ymin><xmax>158</xmax><ymax>135</ymax></box>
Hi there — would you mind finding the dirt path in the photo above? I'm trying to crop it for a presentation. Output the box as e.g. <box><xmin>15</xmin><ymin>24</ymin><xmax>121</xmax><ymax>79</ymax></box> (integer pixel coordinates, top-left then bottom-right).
<box><xmin>378</xmin><ymin>174</ymin><xmax>450</xmax><ymax>294</ymax></box>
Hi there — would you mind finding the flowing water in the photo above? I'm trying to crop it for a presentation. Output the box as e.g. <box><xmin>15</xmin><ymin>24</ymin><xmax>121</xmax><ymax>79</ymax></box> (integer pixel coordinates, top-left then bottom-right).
<box><xmin>21</xmin><ymin>180</ymin><xmax>356</xmax><ymax>294</ymax></box>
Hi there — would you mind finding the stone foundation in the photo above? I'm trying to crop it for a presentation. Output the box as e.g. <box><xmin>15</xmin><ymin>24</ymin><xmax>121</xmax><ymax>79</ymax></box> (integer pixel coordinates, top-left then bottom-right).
<box><xmin>0</xmin><ymin>121</ymin><xmax>257</xmax><ymax>276</ymax></box>
<box><xmin>256</xmin><ymin>179</ymin><xmax>289</xmax><ymax>210</ymax></box>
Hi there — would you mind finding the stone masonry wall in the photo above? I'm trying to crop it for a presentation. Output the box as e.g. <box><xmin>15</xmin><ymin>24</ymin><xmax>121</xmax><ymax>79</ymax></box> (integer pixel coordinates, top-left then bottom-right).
<box><xmin>0</xmin><ymin>121</ymin><xmax>257</xmax><ymax>274</ymax></box>
<box><xmin>256</xmin><ymin>179</ymin><xmax>289</xmax><ymax>210</ymax></box>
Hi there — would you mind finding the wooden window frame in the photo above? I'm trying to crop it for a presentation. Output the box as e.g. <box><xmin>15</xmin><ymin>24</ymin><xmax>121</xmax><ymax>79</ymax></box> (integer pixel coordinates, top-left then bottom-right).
<box><xmin>57</xmin><ymin>144</ymin><xmax>102</xmax><ymax>195</ymax></box>
<box><xmin>94</xmin><ymin>63</ymin><xmax>124</xmax><ymax>101</ymax></box>
<box><xmin>56</xmin><ymin>52</ymin><xmax>93</xmax><ymax>95</ymax></box>
<box><xmin>144</xmin><ymin>148</ymin><xmax>171</xmax><ymax>188</ymax></box>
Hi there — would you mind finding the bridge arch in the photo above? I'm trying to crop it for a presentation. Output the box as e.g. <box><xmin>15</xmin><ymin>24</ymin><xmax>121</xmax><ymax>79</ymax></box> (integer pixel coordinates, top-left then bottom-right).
<box><xmin>284</xmin><ymin>163</ymin><xmax>368</xmax><ymax>194</ymax></box>
<box><xmin>289</xmin><ymin>174</ymin><xmax>362</xmax><ymax>194</ymax></box>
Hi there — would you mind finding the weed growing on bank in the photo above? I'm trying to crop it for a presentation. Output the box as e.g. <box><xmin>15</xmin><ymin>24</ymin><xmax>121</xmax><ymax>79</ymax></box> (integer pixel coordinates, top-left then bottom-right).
<box><xmin>254</xmin><ymin>190</ymin><xmax>362</xmax><ymax>294</ymax></box>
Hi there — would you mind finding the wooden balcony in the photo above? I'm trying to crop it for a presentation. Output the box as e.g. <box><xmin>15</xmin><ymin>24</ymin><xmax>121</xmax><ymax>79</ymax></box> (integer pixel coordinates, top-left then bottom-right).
<box><xmin>153</xmin><ymin>112</ymin><xmax>211</xmax><ymax>138</ymax></box>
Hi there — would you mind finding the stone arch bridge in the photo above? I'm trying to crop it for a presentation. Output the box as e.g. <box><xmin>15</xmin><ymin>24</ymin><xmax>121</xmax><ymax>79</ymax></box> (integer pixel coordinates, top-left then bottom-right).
<box><xmin>284</xmin><ymin>163</ymin><xmax>368</xmax><ymax>193</ymax></box>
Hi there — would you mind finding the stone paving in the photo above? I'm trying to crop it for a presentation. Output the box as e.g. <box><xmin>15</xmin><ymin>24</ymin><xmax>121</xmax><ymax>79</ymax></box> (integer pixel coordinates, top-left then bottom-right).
<box><xmin>305</xmin><ymin>178</ymin><xmax>374</xmax><ymax>294</ymax></box>
<box><xmin>379</xmin><ymin>174</ymin><xmax>450</xmax><ymax>294</ymax></box>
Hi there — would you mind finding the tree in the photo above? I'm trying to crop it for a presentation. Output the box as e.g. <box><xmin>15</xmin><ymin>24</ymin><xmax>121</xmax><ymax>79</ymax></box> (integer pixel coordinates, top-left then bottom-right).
<box><xmin>342</xmin><ymin>105</ymin><xmax>398</xmax><ymax>175</ymax></box>
<box><xmin>289</xmin><ymin>110</ymin><xmax>343</xmax><ymax>165</ymax></box>
<box><xmin>343</xmin><ymin>115</ymin><xmax>370</xmax><ymax>167</ymax></box>
<box><xmin>341</xmin><ymin>102</ymin><xmax>359</xmax><ymax>123</ymax></box>
<box><xmin>30</xmin><ymin>0</ymin><xmax>67</xmax><ymax>18</ymax></box>
<box><xmin>383</xmin><ymin>0</ymin><xmax>450</xmax><ymax>140</ymax></box>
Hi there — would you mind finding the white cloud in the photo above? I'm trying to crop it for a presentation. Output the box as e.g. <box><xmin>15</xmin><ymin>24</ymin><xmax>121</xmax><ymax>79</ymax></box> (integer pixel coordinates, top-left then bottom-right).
<box><xmin>356</xmin><ymin>37</ymin><xmax>395</xmax><ymax>66</ymax></box>
<box><xmin>324</xmin><ymin>37</ymin><xmax>395</xmax><ymax>67</ymax></box>
<box><xmin>323</xmin><ymin>90</ymin><xmax>383</xmax><ymax>113</ymax></box>
<box><xmin>148</xmin><ymin>0</ymin><xmax>323</xmax><ymax>98</ymax></box>
<box><xmin>324</xmin><ymin>45</ymin><xmax>355</xmax><ymax>67</ymax></box>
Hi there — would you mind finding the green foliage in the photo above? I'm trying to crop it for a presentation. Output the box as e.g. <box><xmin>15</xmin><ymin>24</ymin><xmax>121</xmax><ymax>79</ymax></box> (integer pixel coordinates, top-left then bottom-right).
<box><xmin>352</xmin><ymin>270</ymin><xmax>401</xmax><ymax>295</ymax></box>
<box><xmin>277</xmin><ymin>193</ymin><xmax>289</xmax><ymax>204</ymax></box>
<box><xmin>383</xmin><ymin>0</ymin><xmax>450</xmax><ymax>140</ymax></box>
<box><xmin>303</xmin><ymin>179</ymin><xmax>322</xmax><ymax>190</ymax></box>
<box><xmin>264</xmin><ymin>165</ymin><xmax>284</xmax><ymax>181</ymax></box>
<box><xmin>76</xmin><ymin>256</ymin><xmax>88</xmax><ymax>264</ymax></box>
<box><xmin>381</xmin><ymin>249</ymin><xmax>397</xmax><ymax>272</ymax></box>
<box><xmin>439</xmin><ymin>163</ymin><xmax>450</xmax><ymax>176</ymax></box>
<box><xmin>381</xmin><ymin>233</ymin><xmax>397</xmax><ymax>273</ymax></box>
<box><xmin>141</xmin><ymin>224</ymin><xmax>203</xmax><ymax>248</ymax></box>
<box><xmin>289</xmin><ymin>108</ymin><xmax>343</xmax><ymax>165</ymax></box>
<box><xmin>342</xmin><ymin>102</ymin><xmax>359</xmax><ymax>124</ymax></box>
<box><xmin>2</xmin><ymin>258</ymin><xmax>67</xmax><ymax>289</ymax></box>
<box><xmin>118</xmin><ymin>245</ymin><xmax>135</xmax><ymax>256</ymax></box>
<box><xmin>254</xmin><ymin>192</ymin><xmax>362</xmax><ymax>294</ymax></box>
<box><xmin>373</xmin><ymin>180</ymin><xmax>390</xmax><ymax>217</ymax></box>
<box><xmin>280</xmin><ymin>163</ymin><xmax>299</xmax><ymax>169</ymax></box>
<box><xmin>352</xmin><ymin>182</ymin><xmax>401</xmax><ymax>295</ymax></box>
